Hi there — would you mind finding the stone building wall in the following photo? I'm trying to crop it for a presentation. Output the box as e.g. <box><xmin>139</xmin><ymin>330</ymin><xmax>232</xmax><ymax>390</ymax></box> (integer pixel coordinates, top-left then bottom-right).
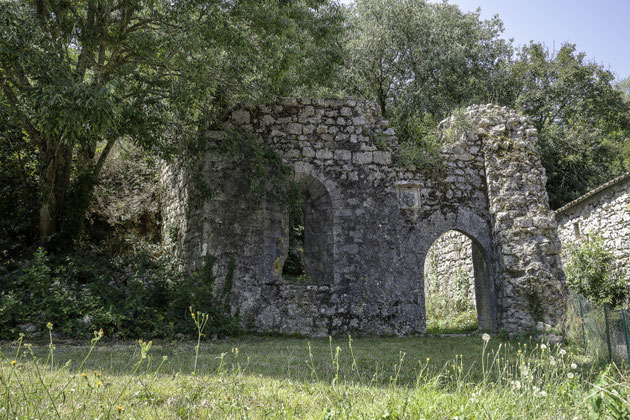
<box><xmin>556</xmin><ymin>172</ymin><xmax>630</xmax><ymax>279</ymax></box>
<box><xmin>424</xmin><ymin>231</ymin><xmax>475</xmax><ymax>305</ymax></box>
<box><xmin>161</xmin><ymin>99</ymin><xmax>566</xmax><ymax>336</ymax></box>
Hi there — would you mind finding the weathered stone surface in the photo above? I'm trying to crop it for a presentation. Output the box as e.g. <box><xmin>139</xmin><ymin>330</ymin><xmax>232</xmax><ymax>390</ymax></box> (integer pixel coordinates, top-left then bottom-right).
<box><xmin>161</xmin><ymin>100</ymin><xmax>566</xmax><ymax>336</ymax></box>
<box><xmin>556</xmin><ymin>172</ymin><xmax>630</xmax><ymax>285</ymax></box>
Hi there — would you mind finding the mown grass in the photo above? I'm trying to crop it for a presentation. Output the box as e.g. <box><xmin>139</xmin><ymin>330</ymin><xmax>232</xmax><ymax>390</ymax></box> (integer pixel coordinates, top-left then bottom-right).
<box><xmin>1</xmin><ymin>332</ymin><xmax>629</xmax><ymax>419</ymax></box>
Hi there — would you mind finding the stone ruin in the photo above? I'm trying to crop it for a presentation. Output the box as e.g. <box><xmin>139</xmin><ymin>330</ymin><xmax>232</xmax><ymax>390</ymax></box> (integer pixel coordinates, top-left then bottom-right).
<box><xmin>161</xmin><ymin>98</ymin><xmax>566</xmax><ymax>336</ymax></box>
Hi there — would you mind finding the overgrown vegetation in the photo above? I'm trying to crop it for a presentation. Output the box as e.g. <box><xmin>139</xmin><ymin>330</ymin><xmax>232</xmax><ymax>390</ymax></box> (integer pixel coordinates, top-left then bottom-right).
<box><xmin>0</xmin><ymin>246</ymin><xmax>239</xmax><ymax>340</ymax></box>
<box><xmin>564</xmin><ymin>234</ymin><xmax>628</xmax><ymax>309</ymax></box>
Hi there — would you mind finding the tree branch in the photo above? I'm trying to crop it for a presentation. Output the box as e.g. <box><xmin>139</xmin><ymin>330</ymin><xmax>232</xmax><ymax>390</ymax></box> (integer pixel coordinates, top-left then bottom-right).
<box><xmin>92</xmin><ymin>138</ymin><xmax>117</xmax><ymax>178</ymax></box>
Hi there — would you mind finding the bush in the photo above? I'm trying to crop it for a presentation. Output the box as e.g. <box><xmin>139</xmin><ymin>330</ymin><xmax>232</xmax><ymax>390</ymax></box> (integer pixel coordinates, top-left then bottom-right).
<box><xmin>0</xmin><ymin>246</ymin><xmax>240</xmax><ymax>339</ymax></box>
<box><xmin>564</xmin><ymin>234</ymin><xmax>628</xmax><ymax>309</ymax></box>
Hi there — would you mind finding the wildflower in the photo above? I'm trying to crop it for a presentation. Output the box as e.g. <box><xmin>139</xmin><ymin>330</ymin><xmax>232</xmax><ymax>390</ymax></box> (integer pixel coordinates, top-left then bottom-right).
<box><xmin>0</xmin><ymin>373</ymin><xmax>3</xmax><ymax>379</ymax></box>
<box><xmin>226</xmin><ymin>395</ymin><xmax>231</xmax><ymax>401</ymax></box>
<box><xmin>482</xmin><ymin>333</ymin><xmax>490</xmax><ymax>342</ymax></box>
<box><xmin>94</xmin><ymin>370</ymin><xmax>100</xmax><ymax>377</ymax></box>
<box><xmin>559</xmin><ymin>349</ymin><xmax>566</xmax><ymax>356</ymax></box>
<box><xmin>540</xmin><ymin>344</ymin><xmax>547</xmax><ymax>350</ymax></box>
<box><xmin>571</xmin><ymin>363</ymin><xmax>577</xmax><ymax>370</ymax></box>
<box><xmin>567</xmin><ymin>372</ymin><xmax>574</xmax><ymax>379</ymax></box>
<box><xmin>11</xmin><ymin>360</ymin><xmax>16</xmax><ymax>366</ymax></box>
<box><xmin>82</xmin><ymin>372</ymin><xmax>87</xmax><ymax>378</ymax></box>
<box><xmin>540</xmin><ymin>390</ymin><xmax>547</xmax><ymax>397</ymax></box>
<box><xmin>521</xmin><ymin>365</ymin><xmax>529</xmax><ymax>377</ymax></box>
<box><xmin>532</xmin><ymin>385</ymin><xmax>539</xmax><ymax>393</ymax></box>
<box><xmin>426</xmin><ymin>358</ymin><xmax>430</xmax><ymax>363</ymax></box>
<box><xmin>116</xmin><ymin>406</ymin><xmax>123</xmax><ymax>413</ymax></box>
<box><xmin>46</xmin><ymin>322</ymin><xmax>53</xmax><ymax>330</ymax></box>
<box><xmin>511</xmin><ymin>380</ymin><xmax>522</xmax><ymax>390</ymax></box>
<box><xmin>97</xmin><ymin>381</ymin><xmax>102</xmax><ymax>387</ymax></box>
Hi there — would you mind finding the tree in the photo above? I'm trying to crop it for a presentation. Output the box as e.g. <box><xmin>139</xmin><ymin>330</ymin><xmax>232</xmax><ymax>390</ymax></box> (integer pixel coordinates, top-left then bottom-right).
<box><xmin>510</xmin><ymin>43</ymin><xmax>630</xmax><ymax>208</ymax></box>
<box><xmin>0</xmin><ymin>0</ymin><xmax>344</xmax><ymax>246</ymax></box>
<box><xmin>342</xmin><ymin>0</ymin><xmax>513</xmax><ymax>134</ymax></box>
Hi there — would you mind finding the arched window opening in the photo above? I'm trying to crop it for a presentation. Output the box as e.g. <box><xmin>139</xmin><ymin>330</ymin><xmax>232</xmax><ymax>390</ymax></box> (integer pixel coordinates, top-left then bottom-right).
<box><xmin>423</xmin><ymin>230</ymin><xmax>494</xmax><ymax>333</ymax></box>
<box><xmin>281</xmin><ymin>174</ymin><xmax>333</xmax><ymax>284</ymax></box>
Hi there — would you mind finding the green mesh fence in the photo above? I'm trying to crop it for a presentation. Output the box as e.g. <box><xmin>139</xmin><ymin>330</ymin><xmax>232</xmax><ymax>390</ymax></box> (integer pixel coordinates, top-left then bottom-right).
<box><xmin>566</xmin><ymin>290</ymin><xmax>630</xmax><ymax>363</ymax></box>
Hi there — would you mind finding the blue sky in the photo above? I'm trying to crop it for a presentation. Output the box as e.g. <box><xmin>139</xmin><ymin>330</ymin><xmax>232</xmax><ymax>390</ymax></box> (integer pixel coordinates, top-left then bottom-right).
<box><xmin>341</xmin><ymin>0</ymin><xmax>630</xmax><ymax>81</ymax></box>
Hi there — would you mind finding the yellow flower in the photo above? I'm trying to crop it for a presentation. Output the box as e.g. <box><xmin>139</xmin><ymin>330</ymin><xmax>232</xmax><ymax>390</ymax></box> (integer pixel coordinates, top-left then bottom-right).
<box><xmin>81</xmin><ymin>372</ymin><xmax>87</xmax><ymax>378</ymax></box>
<box><xmin>11</xmin><ymin>360</ymin><xmax>17</xmax><ymax>365</ymax></box>
<box><xmin>46</xmin><ymin>322</ymin><xmax>53</xmax><ymax>330</ymax></box>
<box><xmin>97</xmin><ymin>381</ymin><xmax>102</xmax><ymax>387</ymax></box>
<box><xmin>94</xmin><ymin>370</ymin><xmax>100</xmax><ymax>377</ymax></box>
<box><xmin>116</xmin><ymin>406</ymin><xmax>123</xmax><ymax>413</ymax></box>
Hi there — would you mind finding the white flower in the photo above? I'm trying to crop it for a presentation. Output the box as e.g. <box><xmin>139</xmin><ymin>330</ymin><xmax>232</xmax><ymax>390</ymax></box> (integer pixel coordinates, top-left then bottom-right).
<box><xmin>559</xmin><ymin>349</ymin><xmax>566</xmax><ymax>356</ymax></box>
<box><xmin>567</xmin><ymin>372</ymin><xmax>574</xmax><ymax>379</ymax></box>
<box><xmin>540</xmin><ymin>344</ymin><xmax>547</xmax><ymax>350</ymax></box>
<box><xmin>482</xmin><ymin>333</ymin><xmax>490</xmax><ymax>342</ymax></box>
<box><xmin>539</xmin><ymin>390</ymin><xmax>547</xmax><ymax>397</ymax></box>
<box><xmin>550</xmin><ymin>360</ymin><xmax>556</xmax><ymax>366</ymax></box>
<box><xmin>571</xmin><ymin>363</ymin><xmax>577</xmax><ymax>370</ymax></box>
<box><xmin>532</xmin><ymin>385</ymin><xmax>539</xmax><ymax>392</ymax></box>
<box><xmin>510</xmin><ymin>380</ymin><xmax>521</xmax><ymax>390</ymax></box>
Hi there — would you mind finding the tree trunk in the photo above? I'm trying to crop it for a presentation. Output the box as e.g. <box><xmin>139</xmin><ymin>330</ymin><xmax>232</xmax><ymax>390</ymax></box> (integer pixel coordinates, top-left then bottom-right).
<box><xmin>38</xmin><ymin>140</ymin><xmax>73</xmax><ymax>243</ymax></box>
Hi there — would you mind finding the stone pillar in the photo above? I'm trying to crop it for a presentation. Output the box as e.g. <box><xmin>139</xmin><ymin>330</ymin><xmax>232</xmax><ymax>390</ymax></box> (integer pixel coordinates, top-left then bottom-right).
<box><xmin>442</xmin><ymin>105</ymin><xmax>566</xmax><ymax>332</ymax></box>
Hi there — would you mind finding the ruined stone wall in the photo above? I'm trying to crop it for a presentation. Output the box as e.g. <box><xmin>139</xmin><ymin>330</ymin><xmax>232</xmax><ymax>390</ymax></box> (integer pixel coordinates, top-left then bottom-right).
<box><xmin>161</xmin><ymin>99</ymin><xmax>566</xmax><ymax>336</ymax></box>
<box><xmin>424</xmin><ymin>231</ymin><xmax>475</xmax><ymax>304</ymax></box>
<box><xmin>556</xmin><ymin>173</ymin><xmax>630</xmax><ymax>279</ymax></box>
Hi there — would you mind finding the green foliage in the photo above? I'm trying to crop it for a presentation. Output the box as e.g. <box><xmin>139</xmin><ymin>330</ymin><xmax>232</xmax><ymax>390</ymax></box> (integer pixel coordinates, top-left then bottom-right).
<box><xmin>511</xmin><ymin>43</ymin><xmax>630</xmax><ymax>209</ymax></box>
<box><xmin>397</xmin><ymin>113</ymin><xmax>442</xmax><ymax>169</ymax></box>
<box><xmin>0</xmin><ymin>0</ymin><xmax>344</xmax><ymax>243</ymax></box>
<box><xmin>0</xmin><ymin>247</ymin><xmax>240</xmax><ymax>340</ymax></box>
<box><xmin>216</xmin><ymin>129</ymin><xmax>299</xmax><ymax>205</ymax></box>
<box><xmin>564</xmin><ymin>234</ymin><xmax>628</xmax><ymax>309</ymax></box>
<box><xmin>587</xmin><ymin>365</ymin><xmax>630</xmax><ymax>419</ymax></box>
<box><xmin>343</xmin><ymin>0</ymin><xmax>512</xmax><ymax>127</ymax></box>
<box><xmin>0</xmin><ymin>104</ymin><xmax>39</xmax><ymax>264</ymax></box>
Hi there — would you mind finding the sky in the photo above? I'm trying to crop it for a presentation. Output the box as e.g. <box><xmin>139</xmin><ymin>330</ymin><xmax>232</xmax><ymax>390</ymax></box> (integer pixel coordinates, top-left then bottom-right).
<box><xmin>340</xmin><ymin>0</ymin><xmax>630</xmax><ymax>81</ymax></box>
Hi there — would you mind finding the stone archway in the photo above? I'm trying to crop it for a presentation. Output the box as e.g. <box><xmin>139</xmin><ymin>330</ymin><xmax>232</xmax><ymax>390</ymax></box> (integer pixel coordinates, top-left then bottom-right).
<box><xmin>423</xmin><ymin>228</ymin><xmax>497</xmax><ymax>332</ymax></box>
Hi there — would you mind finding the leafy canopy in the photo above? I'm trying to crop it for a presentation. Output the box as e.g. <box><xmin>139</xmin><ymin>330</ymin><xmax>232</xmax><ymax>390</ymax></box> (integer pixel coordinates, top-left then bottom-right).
<box><xmin>0</xmin><ymin>0</ymin><xmax>344</xmax><ymax>243</ymax></box>
<box><xmin>511</xmin><ymin>43</ymin><xmax>630</xmax><ymax>208</ymax></box>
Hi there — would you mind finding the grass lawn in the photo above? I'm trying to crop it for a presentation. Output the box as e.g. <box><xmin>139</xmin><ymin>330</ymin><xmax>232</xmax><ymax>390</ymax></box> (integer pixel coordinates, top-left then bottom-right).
<box><xmin>0</xmin><ymin>333</ymin><xmax>628</xmax><ymax>419</ymax></box>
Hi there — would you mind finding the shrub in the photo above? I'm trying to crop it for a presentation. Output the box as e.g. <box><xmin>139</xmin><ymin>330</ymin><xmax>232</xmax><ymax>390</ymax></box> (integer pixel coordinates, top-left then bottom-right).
<box><xmin>564</xmin><ymin>234</ymin><xmax>628</xmax><ymax>309</ymax></box>
<box><xmin>0</xmin><ymin>246</ymin><xmax>240</xmax><ymax>339</ymax></box>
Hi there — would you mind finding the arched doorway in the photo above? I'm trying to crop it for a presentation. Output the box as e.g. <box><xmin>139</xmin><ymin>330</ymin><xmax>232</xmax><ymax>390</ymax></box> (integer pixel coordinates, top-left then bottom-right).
<box><xmin>423</xmin><ymin>230</ymin><xmax>495</xmax><ymax>332</ymax></box>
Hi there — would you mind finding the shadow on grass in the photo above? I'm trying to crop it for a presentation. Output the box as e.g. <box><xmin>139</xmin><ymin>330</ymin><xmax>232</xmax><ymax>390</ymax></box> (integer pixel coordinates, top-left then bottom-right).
<box><xmin>0</xmin><ymin>334</ymin><xmax>577</xmax><ymax>389</ymax></box>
